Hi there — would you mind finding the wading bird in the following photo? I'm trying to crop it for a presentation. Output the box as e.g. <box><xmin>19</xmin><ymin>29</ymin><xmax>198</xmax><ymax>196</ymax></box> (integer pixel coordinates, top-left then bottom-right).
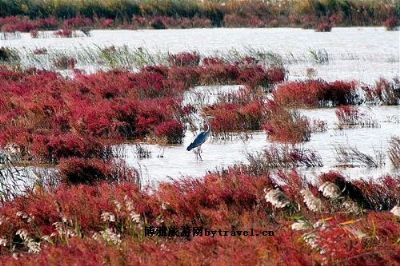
<box><xmin>187</xmin><ymin>117</ymin><xmax>213</xmax><ymax>160</ymax></box>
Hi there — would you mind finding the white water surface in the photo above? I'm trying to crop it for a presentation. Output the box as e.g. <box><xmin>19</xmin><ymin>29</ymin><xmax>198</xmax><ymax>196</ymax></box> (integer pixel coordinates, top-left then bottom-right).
<box><xmin>1</xmin><ymin>27</ymin><xmax>399</xmax><ymax>83</ymax></box>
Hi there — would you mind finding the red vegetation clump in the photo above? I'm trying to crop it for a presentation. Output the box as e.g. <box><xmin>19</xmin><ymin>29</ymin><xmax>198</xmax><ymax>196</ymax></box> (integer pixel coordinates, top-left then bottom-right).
<box><xmin>0</xmin><ymin>68</ymin><xmax>187</xmax><ymax>163</ymax></box>
<box><xmin>266</xmin><ymin>67</ymin><xmax>286</xmax><ymax>84</ymax></box>
<box><xmin>63</xmin><ymin>16</ymin><xmax>93</xmax><ymax>29</ymax></box>
<box><xmin>167</xmin><ymin>59</ymin><xmax>284</xmax><ymax>89</ymax></box>
<box><xmin>167</xmin><ymin>65</ymin><xmax>201</xmax><ymax>88</ymax></box>
<box><xmin>54</xmin><ymin>28</ymin><xmax>73</xmax><ymax>38</ymax></box>
<box><xmin>335</xmin><ymin>105</ymin><xmax>360</xmax><ymax>126</ymax></box>
<box><xmin>315</xmin><ymin>222</ymin><xmax>364</xmax><ymax>261</ymax></box>
<box><xmin>364</xmin><ymin>78</ymin><xmax>400</xmax><ymax>105</ymax></box>
<box><xmin>202</xmin><ymin>57</ymin><xmax>225</xmax><ymax>66</ymax></box>
<box><xmin>168</xmin><ymin>52</ymin><xmax>200</xmax><ymax>67</ymax></box>
<box><xmin>30</xmin><ymin>133</ymin><xmax>110</xmax><ymax>163</ymax></box>
<box><xmin>0</xmin><ymin>169</ymin><xmax>399</xmax><ymax>264</ymax></box>
<box><xmin>204</xmin><ymin>101</ymin><xmax>264</xmax><ymax>134</ymax></box>
<box><xmin>237</xmin><ymin>65</ymin><xmax>269</xmax><ymax>88</ymax></box>
<box><xmin>384</xmin><ymin>16</ymin><xmax>398</xmax><ymax>30</ymax></box>
<box><xmin>301</xmin><ymin>15</ymin><xmax>317</xmax><ymax>29</ymax></box>
<box><xmin>319</xmin><ymin>171</ymin><xmax>400</xmax><ymax>210</ymax></box>
<box><xmin>203</xmin><ymin>88</ymin><xmax>266</xmax><ymax>134</ymax></box>
<box><xmin>29</xmin><ymin>30</ymin><xmax>39</xmax><ymax>38</ymax></box>
<box><xmin>200</xmin><ymin>64</ymin><xmax>284</xmax><ymax>88</ymax></box>
<box><xmin>223</xmin><ymin>14</ymin><xmax>266</xmax><ymax>28</ymax></box>
<box><xmin>32</xmin><ymin>48</ymin><xmax>47</xmax><ymax>55</ymax></box>
<box><xmin>132</xmin><ymin>16</ymin><xmax>212</xmax><ymax>29</ymax></box>
<box><xmin>263</xmin><ymin>102</ymin><xmax>311</xmax><ymax>143</ymax></box>
<box><xmin>335</xmin><ymin>105</ymin><xmax>379</xmax><ymax>129</ymax></box>
<box><xmin>100</xmin><ymin>19</ymin><xmax>114</xmax><ymax>28</ymax></box>
<box><xmin>315</xmin><ymin>21</ymin><xmax>332</xmax><ymax>32</ymax></box>
<box><xmin>0</xmin><ymin>16</ymin><xmax>57</xmax><ymax>32</ymax></box>
<box><xmin>154</xmin><ymin>120</ymin><xmax>184</xmax><ymax>144</ymax></box>
<box><xmin>273</xmin><ymin>80</ymin><xmax>358</xmax><ymax>107</ymax></box>
<box><xmin>58</xmin><ymin>157</ymin><xmax>138</xmax><ymax>185</ymax></box>
<box><xmin>0</xmin><ymin>182</ymin><xmax>147</xmax><ymax>240</ymax></box>
<box><xmin>52</xmin><ymin>55</ymin><xmax>77</xmax><ymax>69</ymax></box>
<box><xmin>198</xmin><ymin>63</ymin><xmax>240</xmax><ymax>85</ymax></box>
<box><xmin>351</xmin><ymin>175</ymin><xmax>400</xmax><ymax>210</ymax></box>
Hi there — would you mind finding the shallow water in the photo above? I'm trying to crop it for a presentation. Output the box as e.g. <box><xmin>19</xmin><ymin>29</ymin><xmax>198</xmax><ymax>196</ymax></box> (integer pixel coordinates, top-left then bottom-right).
<box><xmin>2</xmin><ymin>27</ymin><xmax>399</xmax><ymax>83</ymax></box>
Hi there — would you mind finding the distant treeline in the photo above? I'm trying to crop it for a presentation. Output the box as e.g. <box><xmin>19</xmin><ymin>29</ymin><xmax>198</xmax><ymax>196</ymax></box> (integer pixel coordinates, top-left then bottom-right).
<box><xmin>0</xmin><ymin>0</ymin><xmax>398</xmax><ymax>29</ymax></box>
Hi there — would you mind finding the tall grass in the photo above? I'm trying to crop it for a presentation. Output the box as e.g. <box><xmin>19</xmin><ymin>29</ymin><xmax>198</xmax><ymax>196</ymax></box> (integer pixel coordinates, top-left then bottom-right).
<box><xmin>335</xmin><ymin>145</ymin><xmax>385</xmax><ymax>168</ymax></box>
<box><xmin>0</xmin><ymin>0</ymin><xmax>397</xmax><ymax>30</ymax></box>
<box><xmin>246</xmin><ymin>145</ymin><xmax>323</xmax><ymax>173</ymax></box>
<box><xmin>388</xmin><ymin>136</ymin><xmax>400</xmax><ymax>168</ymax></box>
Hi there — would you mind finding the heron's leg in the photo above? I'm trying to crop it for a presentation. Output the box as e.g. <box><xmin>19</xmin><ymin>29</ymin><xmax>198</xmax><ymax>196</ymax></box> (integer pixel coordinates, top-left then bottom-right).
<box><xmin>196</xmin><ymin>146</ymin><xmax>203</xmax><ymax>160</ymax></box>
<box><xmin>198</xmin><ymin>146</ymin><xmax>203</xmax><ymax>160</ymax></box>
<box><xmin>193</xmin><ymin>147</ymin><xmax>199</xmax><ymax>160</ymax></box>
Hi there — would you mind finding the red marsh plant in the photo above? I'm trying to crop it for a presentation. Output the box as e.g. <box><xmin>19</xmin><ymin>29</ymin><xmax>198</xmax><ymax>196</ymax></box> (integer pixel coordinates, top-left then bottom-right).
<box><xmin>0</xmin><ymin>68</ymin><xmax>187</xmax><ymax>163</ymax></box>
<box><xmin>0</xmin><ymin>16</ymin><xmax>58</xmax><ymax>32</ymax></box>
<box><xmin>237</xmin><ymin>65</ymin><xmax>283</xmax><ymax>89</ymax></box>
<box><xmin>52</xmin><ymin>55</ymin><xmax>77</xmax><ymax>69</ymax></box>
<box><xmin>0</xmin><ymin>169</ymin><xmax>399</xmax><ymax>264</ymax></box>
<box><xmin>30</xmin><ymin>133</ymin><xmax>112</xmax><ymax>163</ymax></box>
<box><xmin>199</xmin><ymin>64</ymin><xmax>285</xmax><ymax>89</ymax></box>
<box><xmin>315</xmin><ymin>20</ymin><xmax>332</xmax><ymax>32</ymax></box>
<box><xmin>204</xmin><ymin>100</ymin><xmax>265</xmax><ymax>135</ymax></box>
<box><xmin>58</xmin><ymin>157</ymin><xmax>138</xmax><ymax>185</ymax></box>
<box><xmin>351</xmin><ymin>176</ymin><xmax>400</xmax><ymax>210</ymax></box>
<box><xmin>168</xmin><ymin>52</ymin><xmax>200</xmax><ymax>67</ymax></box>
<box><xmin>226</xmin><ymin>15</ymin><xmax>266</xmax><ymax>28</ymax></box>
<box><xmin>32</xmin><ymin>48</ymin><xmax>47</xmax><ymax>55</ymax></box>
<box><xmin>132</xmin><ymin>16</ymin><xmax>212</xmax><ymax>29</ymax></box>
<box><xmin>266</xmin><ymin>67</ymin><xmax>286</xmax><ymax>85</ymax></box>
<box><xmin>384</xmin><ymin>16</ymin><xmax>398</xmax><ymax>31</ymax></box>
<box><xmin>273</xmin><ymin>80</ymin><xmax>358</xmax><ymax>108</ymax></box>
<box><xmin>335</xmin><ymin>105</ymin><xmax>360</xmax><ymax>127</ymax></box>
<box><xmin>63</xmin><ymin>16</ymin><xmax>93</xmax><ymax>29</ymax></box>
<box><xmin>155</xmin><ymin>61</ymin><xmax>283</xmax><ymax>90</ymax></box>
<box><xmin>318</xmin><ymin>171</ymin><xmax>400</xmax><ymax>211</ymax></box>
<box><xmin>166</xmin><ymin>65</ymin><xmax>201</xmax><ymax>89</ymax></box>
<box><xmin>53</xmin><ymin>28</ymin><xmax>73</xmax><ymax>38</ymax></box>
<box><xmin>335</xmin><ymin>105</ymin><xmax>379</xmax><ymax>129</ymax></box>
<box><xmin>310</xmin><ymin>119</ymin><xmax>327</xmax><ymax>133</ymax></box>
<box><xmin>202</xmin><ymin>56</ymin><xmax>225</xmax><ymax>66</ymax></box>
<box><xmin>203</xmin><ymin>88</ymin><xmax>266</xmax><ymax>135</ymax></box>
<box><xmin>154</xmin><ymin>119</ymin><xmax>185</xmax><ymax>144</ymax></box>
<box><xmin>29</xmin><ymin>30</ymin><xmax>39</xmax><ymax>38</ymax></box>
<box><xmin>263</xmin><ymin>103</ymin><xmax>311</xmax><ymax>143</ymax></box>
<box><xmin>198</xmin><ymin>63</ymin><xmax>240</xmax><ymax>85</ymax></box>
<box><xmin>364</xmin><ymin>78</ymin><xmax>400</xmax><ymax>105</ymax></box>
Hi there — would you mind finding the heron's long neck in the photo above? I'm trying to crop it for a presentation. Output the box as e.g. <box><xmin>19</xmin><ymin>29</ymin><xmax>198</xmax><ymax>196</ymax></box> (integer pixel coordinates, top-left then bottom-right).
<box><xmin>204</xmin><ymin>118</ymin><xmax>211</xmax><ymax>133</ymax></box>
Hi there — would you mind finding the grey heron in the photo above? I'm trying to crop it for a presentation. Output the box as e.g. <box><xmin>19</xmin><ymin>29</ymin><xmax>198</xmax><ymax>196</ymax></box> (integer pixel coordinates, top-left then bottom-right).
<box><xmin>186</xmin><ymin>116</ymin><xmax>213</xmax><ymax>160</ymax></box>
